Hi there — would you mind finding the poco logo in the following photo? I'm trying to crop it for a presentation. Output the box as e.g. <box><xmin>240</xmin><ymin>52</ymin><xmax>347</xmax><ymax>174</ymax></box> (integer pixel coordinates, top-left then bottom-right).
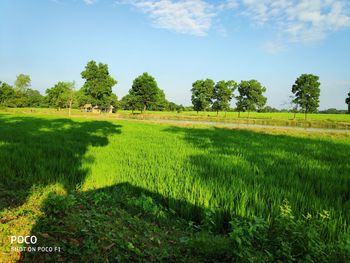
<box><xmin>10</xmin><ymin>236</ymin><xmax>37</xmax><ymax>244</ymax></box>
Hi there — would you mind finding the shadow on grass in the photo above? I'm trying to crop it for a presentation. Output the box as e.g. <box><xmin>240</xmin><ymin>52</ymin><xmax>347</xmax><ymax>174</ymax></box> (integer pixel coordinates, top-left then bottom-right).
<box><xmin>0</xmin><ymin>114</ymin><xmax>121</xmax><ymax>211</ymax></box>
<box><xmin>20</xmin><ymin>183</ymin><xmax>215</xmax><ymax>263</ymax></box>
<box><xmin>164</xmin><ymin>126</ymin><xmax>350</xmax><ymax>232</ymax></box>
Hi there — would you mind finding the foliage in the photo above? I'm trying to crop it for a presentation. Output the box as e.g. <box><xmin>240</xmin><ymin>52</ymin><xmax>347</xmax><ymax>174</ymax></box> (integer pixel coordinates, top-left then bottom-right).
<box><xmin>212</xmin><ymin>80</ymin><xmax>237</xmax><ymax>114</ymax></box>
<box><xmin>81</xmin><ymin>60</ymin><xmax>117</xmax><ymax>111</ymax></box>
<box><xmin>236</xmin><ymin>80</ymin><xmax>267</xmax><ymax>114</ymax></box>
<box><xmin>0</xmin><ymin>81</ymin><xmax>16</xmax><ymax>107</ymax></box>
<box><xmin>191</xmin><ymin>79</ymin><xmax>215</xmax><ymax>112</ymax></box>
<box><xmin>0</xmin><ymin>114</ymin><xmax>349</xmax><ymax>262</ymax></box>
<box><xmin>346</xmin><ymin>92</ymin><xmax>350</xmax><ymax>114</ymax></box>
<box><xmin>129</xmin><ymin>72</ymin><xmax>160</xmax><ymax>112</ymax></box>
<box><xmin>14</xmin><ymin>74</ymin><xmax>31</xmax><ymax>92</ymax></box>
<box><xmin>292</xmin><ymin>74</ymin><xmax>321</xmax><ymax>118</ymax></box>
<box><xmin>46</xmin><ymin>81</ymin><xmax>75</xmax><ymax>110</ymax></box>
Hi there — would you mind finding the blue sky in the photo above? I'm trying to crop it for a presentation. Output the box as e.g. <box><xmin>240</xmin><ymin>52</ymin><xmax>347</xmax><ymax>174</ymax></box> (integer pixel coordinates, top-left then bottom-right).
<box><xmin>1</xmin><ymin>0</ymin><xmax>350</xmax><ymax>109</ymax></box>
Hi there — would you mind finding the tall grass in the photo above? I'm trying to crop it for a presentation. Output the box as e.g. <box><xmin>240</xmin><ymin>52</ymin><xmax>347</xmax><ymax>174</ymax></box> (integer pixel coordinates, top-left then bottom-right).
<box><xmin>0</xmin><ymin>113</ymin><xmax>349</xmax><ymax>251</ymax></box>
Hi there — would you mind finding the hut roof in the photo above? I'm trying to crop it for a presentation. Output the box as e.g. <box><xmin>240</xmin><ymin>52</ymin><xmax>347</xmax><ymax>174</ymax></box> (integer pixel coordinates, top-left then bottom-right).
<box><xmin>84</xmin><ymin>103</ymin><xmax>92</xmax><ymax>108</ymax></box>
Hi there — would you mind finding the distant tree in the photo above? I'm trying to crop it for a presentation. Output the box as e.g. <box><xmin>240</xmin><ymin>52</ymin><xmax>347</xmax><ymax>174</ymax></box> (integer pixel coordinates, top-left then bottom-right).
<box><xmin>14</xmin><ymin>74</ymin><xmax>31</xmax><ymax>92</ymax></box>
<box><xmin>346</xmin><ymin>92</ymin><xmax>350</xmax><ymax>114</ymax></box>
<box><xmin>129</xmin><ymin>72</ymin><xmax>160</xmax><ymax>112</ymax></box>
<box><xmin>292</xmin><ymin>74</ymin><xmax>320</xmax><ymax>120</ymax></box>
<box><xmin>0</xmin><ymin>81</ymin><xmax>16</xmax><ymax>107</ymax></box>
<box><xmin>191</xmin><ymin>79</ymin><xmax>215</xmax><ymax>113</ymax></box>
<box><xmin>236</xmin><ymin>80</ymin><xmax>267</xmax><ymax>117</ymax></box>
<box><xmin>46</xmin><ymin>81</ymin><xmax>75</xmax><ymax>111</ymax></box>
<box><xmin>25</xmin><ymin>89</ymin><xmax>43</xmax><ymax>107</ymax></box>
<box><xmin>260</xmin><ymin>106</ymin><xmax>279</xmax><ymax>113</ymax></box>
<box><xmin>212</xmin><ymin>80</ymin><xmax>237</xmax><ymax>116</ymax></box>
<box><xmin>81</xmin><ymin>60</ymin><xmax>117</xmax><ymax>111</ymax></box>
<box><xmin>120</xmin><ymin>94</ymin><xmax>140</xmax><ymax>113</ymax></box>
<box><xmin>149</xmin><ymin>89</ymin><xmax>167</xmax><ymax>111</ymax></box>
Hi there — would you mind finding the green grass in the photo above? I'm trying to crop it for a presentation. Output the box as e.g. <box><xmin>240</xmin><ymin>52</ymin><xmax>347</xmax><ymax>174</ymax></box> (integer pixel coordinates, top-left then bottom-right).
<box><xmin>2</xmin><ymin>107</ymin><xmax>350</xmax><ymax>129</ymax></box>
<box><xmin>0</xmin><ymin>112</ymin><xmax>349</xmax><ymax>262</ymax></box>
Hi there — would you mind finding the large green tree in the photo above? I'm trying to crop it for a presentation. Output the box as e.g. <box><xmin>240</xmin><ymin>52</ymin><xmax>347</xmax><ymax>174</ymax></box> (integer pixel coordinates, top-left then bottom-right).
<box><xmin>46</xmin><ymin>81</ymin><xmax>75</xmax><ymax>110</ymax></box>
<box><xmin>191</xmin><ymin>79</ymin><xmax>215</xmax><ymax>113</ymax></box>
<box><xmin>292</xmin><ymin>74</ymin><xmax>320</xmax><ymax>120</ymax></box>
<box><xmin>120</xmin><ymin>94</ymin><xmax>140</xmax><ymax>113</ymax></box>
<box><xmin>81</xmin><ymin>60</ymin><xmax>117</xmax><ymax>111</ymax></box>
<box><xmin>346</xmin><ymin>92</ymin><xmax>350</xmax><ymax>114</ymax></box>
<box><xmin>0</xmin><ymin>81</ymin><xmax>16</xmax><ymax>107</ymax></box>
<box><xmin>14</xmin><ymin>74</ymin><xmax>31</xmax><ymax>92</ymax></box>
<box><xmin>212</xmin><ymin>80</ymin><xmax>237</xmax><ymax>116</ymax></box>
<box><xmin>236</xmin><ymin>80</ymin><xmax>267</xmax><ymax>117</ymax></box>
<box><xmin>129</xmin><ymin>72</ymin><xmax>160</xmax><ymax>112</ymax></box>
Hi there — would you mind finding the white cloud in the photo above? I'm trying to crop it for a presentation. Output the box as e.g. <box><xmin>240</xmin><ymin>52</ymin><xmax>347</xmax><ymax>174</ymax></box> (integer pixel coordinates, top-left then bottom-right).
<box><xmin>84</xmin><ymin>0</ymin><xmax>98</xmax><ymax>5</ymax></box>
<box><xmin>240</xmin><ymin>0</ymin><xmax>350</xmax><ymax>43</ymax></box>
<box><xmin>119</xmin><ymin>0</ymin><xmax>216</xmax><ymax>36</ymax></box>
<box><xmin>263</xmin><ymin>41</ymin><xmax>286</xmax><ymax>54</ymax></box>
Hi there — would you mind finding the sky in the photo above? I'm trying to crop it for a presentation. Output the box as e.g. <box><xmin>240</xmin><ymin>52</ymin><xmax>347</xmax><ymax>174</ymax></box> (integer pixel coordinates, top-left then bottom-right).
<box><xmin>1</xmin><ymin>0</ymin><xmax>350</xmax><ymax>110</ymax></box>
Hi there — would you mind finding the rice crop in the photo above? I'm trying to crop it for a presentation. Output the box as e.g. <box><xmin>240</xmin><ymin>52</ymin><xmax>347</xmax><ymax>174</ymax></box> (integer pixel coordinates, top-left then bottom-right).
<box><xmin>0</xmin><ymin>113</ymin><xmax>349</xmax><ymax>255</ymax></box>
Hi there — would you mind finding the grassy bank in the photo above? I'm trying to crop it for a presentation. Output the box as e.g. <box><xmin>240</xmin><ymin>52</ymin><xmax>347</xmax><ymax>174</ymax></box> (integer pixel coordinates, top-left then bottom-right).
<box><xmin>0</xmin><ymin>112</ymin><xmax>349</xmax><ymax>262</ymax></box>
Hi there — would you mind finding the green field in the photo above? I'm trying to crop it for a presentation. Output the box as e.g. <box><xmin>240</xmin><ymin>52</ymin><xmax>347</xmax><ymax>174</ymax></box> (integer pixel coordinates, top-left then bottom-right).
<box><xmin>2</xmin><ymin>107</ymin><xmax>350</xmax><ymax>129</ymax></box>
<box><xmin>0</xmin><ymin>112</ymin><xmax>349</xmax><ymax>262</ymax></box>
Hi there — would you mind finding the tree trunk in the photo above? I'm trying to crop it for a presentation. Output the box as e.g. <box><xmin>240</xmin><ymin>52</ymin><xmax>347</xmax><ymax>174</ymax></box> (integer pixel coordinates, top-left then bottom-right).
<box><xmin>68</xmin><ymin>99</ymin><xmax>72</xmax><ymax>117</ymax></box>
<box><xmin>293</xmin><ymin>111</ymin><xmax>296</xmax><ymax>120</ymax></box>
<box><xmin>216</xmin><ymin>111</ymin><xmax>219</xmax><ymax>117</ymax></box>
<box><xmin>238</xmin><ymin>111</ymin><xmax>240</xmax><ymax>118</ymax></box>
<box><xmin>305</xmin><ymin>111</ymin><xmax>307</xmax><ymax>120</ymax></box>
<box><xmin>143</xmin><ymin>104</ymin><xmax>146</xmax><ymax>113</ymax></box>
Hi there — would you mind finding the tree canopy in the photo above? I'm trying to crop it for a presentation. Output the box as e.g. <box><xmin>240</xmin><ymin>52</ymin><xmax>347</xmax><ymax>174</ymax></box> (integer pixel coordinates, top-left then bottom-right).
<box><xmin>14</xmin><ymin>74</ymin><xmax>31</xmax><ymax>92</ymax></box>
<box><xmin>46</xmin><ymin>81</ymin><xmax>75</xmax><ymax>110</ymax></box>
<box><xmin>236</xmin><ymin>80</ymin><xmax>267</xmax><ymax>115</ymax></box>
<box><xmin>346</xmin><ymin>92</ymin><xmax>350</xmax><ymax>114</ymax></box>
<box><xmin>129</xmin><ymin>72</ymin><xmax>160</xmax><ymax>112</ymax></box>
<box><xmin>212</xmin><ymin>80</ymin><xmax>237</xmax><ymax>115</ymax></box>
<box><xmin>81</xmin><ymin>60</ymin><xmax>117</xmax><ymax>110</ymax></box>
<box><xmin>292</xmin><ymin>74</ymin><xmax>320</xmax><ymax>119</ymax></box>
<box><xmin>191</xmin><ymin>79</ymin><xmax>215</xmax><ymax>112</ymax></box>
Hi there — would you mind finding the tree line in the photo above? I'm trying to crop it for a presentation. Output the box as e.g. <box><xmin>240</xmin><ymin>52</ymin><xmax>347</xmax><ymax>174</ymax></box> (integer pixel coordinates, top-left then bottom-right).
<box><xmin>1</xmin><ymin>61</ymin><xmax>349</xmax><ymax>117</ymax></box>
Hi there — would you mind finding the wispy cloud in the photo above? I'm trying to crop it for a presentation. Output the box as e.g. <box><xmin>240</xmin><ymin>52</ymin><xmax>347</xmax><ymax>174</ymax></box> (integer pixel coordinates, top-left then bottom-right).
<box><xmin>241</xmin><ymin>0</ymin><xmax>350</xmax><ymax>43</ymax></box>
<box><xmin>119</xmin><ymin>0</ymin><xmax>216</xmax><ymax>36</ymax></box>
<box><xmin>87</xmin><ymin>0</ymin><xmax>350</xmax><ymax>49</ymax></box>
<box><xmin>84</xmin><ymin>0</ymin><xmax>98</xmax><ymax>5</ymax></box>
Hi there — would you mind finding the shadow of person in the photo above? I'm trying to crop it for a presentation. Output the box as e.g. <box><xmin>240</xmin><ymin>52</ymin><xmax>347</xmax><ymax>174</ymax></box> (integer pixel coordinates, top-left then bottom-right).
<box><xmin>0</xmin><ymin>114</ymin><xmax>121</xmax><ymax>212</ymax></box>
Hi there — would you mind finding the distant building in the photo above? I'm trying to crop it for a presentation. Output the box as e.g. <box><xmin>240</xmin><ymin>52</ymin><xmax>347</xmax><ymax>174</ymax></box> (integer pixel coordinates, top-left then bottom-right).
<box><xmin>82</xmin><ymin>104</ymin><xmax>114</xmax><ymax>113</ymax></box>
<box><xmin>82</xmin><ymin>104</ymin><xmax>92</xmax><ymax>112</ymax></box>
<box><xmin>92</xmin><ymin>105</ymin><xmax>100</xmax><ymax>113</ymax></box>
<box><xmin>106</xmin><ymin>105</ymin><xmax>114</xmax><ymax>114</ymax></box>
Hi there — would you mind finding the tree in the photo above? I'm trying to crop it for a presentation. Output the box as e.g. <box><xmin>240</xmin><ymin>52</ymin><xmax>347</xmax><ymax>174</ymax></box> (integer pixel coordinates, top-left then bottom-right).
<box><xmin>346</xmin><ymin>92</ymin><xmax>350</xmax><ymax>114</ymax></box>
<box><xmin>46</xmin><ymin>81</ymin><xmax>75</xmax><ymax>111</ymax></box>
<box><xmin>236</xmin><ymin>80</ymin><xmax>267</xmax><ymax>117</ymax></box>
<box><xmin>14</xmin><ymin>74</ymin><xmax>31</xmax><ymax>92</ymax></box>
<box><xmin>291</xmin><ymin>74</ymin><xmax>320</xmax><ymax>120</ymax></box>
<box><xmin>129</xmin><ymin>72</ymin><xmax>160</xmax><ymax>112</ymax></box>
<box><xmin>81</xmin><ymin>60</ymin><xmax>117</xmax><ymax>111</ymax></box>
<box><xmin>212</xmin><ymin>80</ymin><xmax>237</xmax><ymax>116</ymax></box>
<box><xmin>25</xmin><ymin>89</ymin><xmax>43</xmax><ymax>107</ymax></box>
<box><xmin>120</xmin><ymin>94</ymin><xmax>140</xmax><ymax>113</ymax></box>
<box><xmin>0</xmin><ymin>81</ymin><xmax>16</xmax><ymax>107</ymax></box>
<box><xmin>191</xmin><ymin>79</ymin><xmax>215</xmax><ymax>113</ymax></box>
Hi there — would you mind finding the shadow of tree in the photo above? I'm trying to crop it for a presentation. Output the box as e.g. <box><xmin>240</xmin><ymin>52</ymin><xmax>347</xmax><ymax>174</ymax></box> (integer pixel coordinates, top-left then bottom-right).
<box><xmin>0</xmin><ymin>114</ymin><xmax>121</xmax><ymax>211</ymax></box>
<box><xmin>164</xmin><ymin>126</ymin><xmax>350</xmax><ymax>232</ymax></box>
<box><xmin>20</xmin><ymin>183</ymin><xmax>212</xmax><ymax>263</ymax></box>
